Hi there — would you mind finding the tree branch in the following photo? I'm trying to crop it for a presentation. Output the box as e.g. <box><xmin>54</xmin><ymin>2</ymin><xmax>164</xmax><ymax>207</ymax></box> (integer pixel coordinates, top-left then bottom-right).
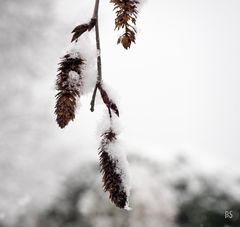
<box><xmin>90</xmin><ymin>0</ymin><xmax>118</xmax><ymax>119</ymax></box>
<box><xmin>90</xmin><ymin>82</ymin><xmax>99</xmax><ymax>112</ymax></box>
<box><xmin>92</xmin><ymin>0</ymin><xmax>100</xmax><ymax>19</ymax></box>
<box><xmin>90</xmin><ymin>0</ymin><xmax>102</xmax><ymax>112</ymax></box>
<box><xmin>95</xmin><ymin>20</ymin><xmax>102</xmax><ymax>83</ymax></box>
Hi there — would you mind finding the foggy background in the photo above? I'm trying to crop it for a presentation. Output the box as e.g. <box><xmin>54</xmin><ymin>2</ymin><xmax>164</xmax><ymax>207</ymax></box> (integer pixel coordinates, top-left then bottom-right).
<box><xmin>0</xmin><ymin>0</ymin><xmax>240</xmax><ymax>226</ymax></box>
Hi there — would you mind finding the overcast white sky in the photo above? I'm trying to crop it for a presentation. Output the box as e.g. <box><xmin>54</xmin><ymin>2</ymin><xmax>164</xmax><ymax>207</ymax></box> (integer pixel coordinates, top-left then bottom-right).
<box><xmin>53</xmin><ymin>0</ymin><xmax>240</xmax><ymax>175</ymax></box>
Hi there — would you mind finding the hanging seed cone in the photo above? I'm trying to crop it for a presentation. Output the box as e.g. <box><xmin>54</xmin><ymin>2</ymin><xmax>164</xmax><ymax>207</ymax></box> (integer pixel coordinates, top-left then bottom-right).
<box><xmin>55</xmin><ymin>53</ymin><xmax>85</xmax><ymax>128</ymax></box>
<box><xmin>110</xmin><ymin>0</ymin><xmax>139</xmax><ymax>49</ymax></box>
<box><xmin>99</xmin><ymin>128</ymin><xmax>129</xmax><ymax>209</ymax></box>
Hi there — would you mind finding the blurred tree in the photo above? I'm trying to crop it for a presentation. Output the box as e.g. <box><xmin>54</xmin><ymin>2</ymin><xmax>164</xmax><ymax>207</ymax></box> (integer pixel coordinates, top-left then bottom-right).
<box><xmin>0</xmin><ymin>0</ymin><xmax>53</xmax><ymax>147</ymax></box>
<box><xmin>34</xmin><ymin>156</ymin><xmax>240</xmax><ymax>227</ymax></box>
<box><xmin>36</xmin><ymin>155</ymin><xmax>177</xmax><ymax>227</ymax></box>
<box><xmin>175</xmin><ymin>177</ymin><xmax>240</xmax><ymax>227</ymax></box>
<box><xmin>0</xmin><ymin>0</ymin><xmax>56</xmax><ymax>223</ymax></box>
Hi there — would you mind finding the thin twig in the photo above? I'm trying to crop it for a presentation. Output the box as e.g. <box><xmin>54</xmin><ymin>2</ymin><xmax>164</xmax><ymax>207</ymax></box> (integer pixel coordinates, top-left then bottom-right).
<box><xmin>92</xmin><ymin>0</ymin><xmax>100</xmax><ymax>19</ymax></box>
<box><xmin>90</xmin><ymin>82</ymin><xmax>99</xmax><ymax>112</ymax></box>
<box><xmin>90</xmin><ymin>0</ymin><xmax>102</xmax><ymax>112</ymax></box>
<box><xmin>90</xmin><ymin>0</ymin><xmax>116</xmax><ymax>119</ymax></box>
<box><xmin>95</xmin><ymin>20</ymin><xmax>102</xmax><ymax>82</ymax></box>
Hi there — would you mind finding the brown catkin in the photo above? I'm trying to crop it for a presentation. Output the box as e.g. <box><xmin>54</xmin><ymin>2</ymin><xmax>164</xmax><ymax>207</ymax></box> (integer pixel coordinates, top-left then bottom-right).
<box><xmin>55</xmin><ymin>53</ymin><xmax>85</xmax><ymax>128</ymax></box>
<box><xmin>110</xmin><ymin>0</ymin><xmax>139</xmax><ymax>49</ymax></box>
<box><xmin>99</xmin><ymin>128</ymin><xmax>128</xmax><ymax>209</ymax></box>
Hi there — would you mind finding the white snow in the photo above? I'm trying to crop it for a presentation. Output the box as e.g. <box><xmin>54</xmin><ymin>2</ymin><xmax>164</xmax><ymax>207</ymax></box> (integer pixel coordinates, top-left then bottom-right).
<box><xmin>67</xmin><ymin>49</ymin><xmax>82</xmax><ymax>59</ymax></box>
<box><xmin>76</xmin><ymin>156</ymin><xmax>177</xmax><ymax>227</ymax></box>
<box><xmin>68</xmin><ymin>71</ymin><xmax>79</xmax><ymax>81</ymax></box>
<box><xmin>108</xmin><ymin>140</ymin><xmax>132</xmax><ymax>210</ymax></box>
<box><xmin>67</xmin><ymin>70</ymin><xmax>82</xmax><ymax>92</ymax></box>
<box><xmin>97</xmin><ymin>112</ymin><xmax>131</xmax><ymax>209</ymax></box>
<box><xmin>137</xmin><ymin>0</ymin><xmax>147</xmax><ymax>12</ymax></box>
<box><xmin>67</xmin><ymin>34</ymin><xmax>98</xmax><ymax>95</ymax></box>
<box><xmin>101</xmin><ymin>81</ymin><xmax>121</xmax><ymax>106</ymax></box>
<box><xmin>97</xmin><ymin>111</ymin><xmax>122</xmax><ymax>136</ymax></box>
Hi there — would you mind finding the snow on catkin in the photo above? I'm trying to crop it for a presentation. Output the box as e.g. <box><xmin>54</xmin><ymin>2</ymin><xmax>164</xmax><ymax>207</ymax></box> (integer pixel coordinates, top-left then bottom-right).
<box><xmin>55</xmin><ymin>51</ymin><xmax>85</xmax><ymax>128</ymax></box>
<box><xmin>68</xmin><ymin>34</ymin><xmax>97</xmax><ymax>95</ymax></box>
<box><xmin>98</xmin><ymin>114</ymin><xmax>131</xmax><ymax>209</ymax></box>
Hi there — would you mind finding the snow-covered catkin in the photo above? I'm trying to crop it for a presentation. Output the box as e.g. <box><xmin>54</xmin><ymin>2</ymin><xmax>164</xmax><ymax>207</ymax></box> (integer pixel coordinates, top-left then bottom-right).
<box><xmin>110</xmin><ymin>0</ymin><xmax>139</xmax><ymax>49</ymax></box>
<box><xmin>99</xmin><ymin>128</ymin><xmax>128</xmax><ymax>209</ymax></box>
<box><xmin>55</xmin><ymin>53</ymin><xmax>84</xmax><ymax>128</ymax></box>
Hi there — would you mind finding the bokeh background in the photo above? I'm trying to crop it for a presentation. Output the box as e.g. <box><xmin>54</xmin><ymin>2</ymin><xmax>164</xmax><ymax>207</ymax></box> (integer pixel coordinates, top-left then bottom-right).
<box><xmin>0</xmin><ymin>0</ymin><xmax>240</xmax><ymax>226</ymax></box>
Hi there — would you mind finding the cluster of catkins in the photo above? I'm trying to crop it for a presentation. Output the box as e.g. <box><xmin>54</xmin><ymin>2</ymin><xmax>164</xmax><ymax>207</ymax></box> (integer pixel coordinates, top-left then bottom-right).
<box><xmin>54</xmin><ymin>0</ymin><xmax>140</xmax><ymax>209</ymax></box>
